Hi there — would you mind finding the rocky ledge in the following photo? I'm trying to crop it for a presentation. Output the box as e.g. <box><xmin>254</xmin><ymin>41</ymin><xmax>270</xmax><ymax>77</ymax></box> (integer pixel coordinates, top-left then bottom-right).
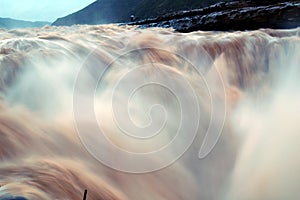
<box><xmin>129</xmin><ymin>1</ymin><xmax>300</xmax><ymax>32</ymax></box>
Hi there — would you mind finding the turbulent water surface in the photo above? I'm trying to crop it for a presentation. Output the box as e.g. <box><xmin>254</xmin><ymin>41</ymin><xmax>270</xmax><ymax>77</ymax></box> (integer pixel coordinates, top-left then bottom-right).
<box><xmin>0</xmin><ymin>25</ymin><xmax>299</xmax><ymax>200</ymax></box>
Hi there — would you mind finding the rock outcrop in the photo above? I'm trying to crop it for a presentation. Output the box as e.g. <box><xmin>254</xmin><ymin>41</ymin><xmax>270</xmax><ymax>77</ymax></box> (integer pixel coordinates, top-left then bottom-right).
<box><xmin>131</xmin><ymin>1</ymin><xmax>300</xmax><ymax>32</ymax></box>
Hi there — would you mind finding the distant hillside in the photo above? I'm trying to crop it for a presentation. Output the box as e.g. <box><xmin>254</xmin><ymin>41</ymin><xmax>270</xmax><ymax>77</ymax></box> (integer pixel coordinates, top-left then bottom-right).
<box><xmin>0</xmin><ymin>17</ymin><xmax>49</xmax><ymax>29</ymax></box>
<box><xmin>52</xmin><ymin>0</ymin><xmax>232</xmax><ymax>26</ymax></box>
<box><xmin>53</xmin><ymin>0</ymin><xmax>139</xmax><ymax>26</ymax></box>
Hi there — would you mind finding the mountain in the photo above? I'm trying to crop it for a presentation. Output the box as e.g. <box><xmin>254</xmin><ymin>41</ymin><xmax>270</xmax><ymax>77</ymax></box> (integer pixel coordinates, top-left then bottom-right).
<box><xmin>52</xmin><ymin>0</ymin><xmax>300</xmax><ymax>31</ymax></box>
<box><xmin>53</xmin><ymin>0</ymin><xmax>139</xmax><ymax>26</ymax></box>
<box><xmin>52</xmin><ymin>0</ymin><xmax>232</xmax><ymax>26</ymax></box>
<box><xmin>0</xmin><ymin>17</ymin><xmax>49</xmax><ymax>29</ymax></box>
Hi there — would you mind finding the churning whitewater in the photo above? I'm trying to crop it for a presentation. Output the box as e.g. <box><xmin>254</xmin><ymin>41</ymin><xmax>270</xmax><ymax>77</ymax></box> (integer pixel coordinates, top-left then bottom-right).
<box><xmin>0</xmin><ymin>25</ymin><xmax>299</xmax><ymax>200</ymax></box>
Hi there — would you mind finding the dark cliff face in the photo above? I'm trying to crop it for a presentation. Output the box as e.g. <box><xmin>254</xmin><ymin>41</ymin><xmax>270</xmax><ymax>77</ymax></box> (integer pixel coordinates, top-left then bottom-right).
<box><xmin>130</xmin><ymin>0</ymin><xmax>233</xmax><ymax>20</ymax></box>
<box><xmin>132</xmin><ymin>1</ymin><xmax>300</xmax><ymax>32</ymax></box>
<box><xmin>52</xmin><ymin>0</ymin><xmax>232</xmax><ymax>26</ymax></box>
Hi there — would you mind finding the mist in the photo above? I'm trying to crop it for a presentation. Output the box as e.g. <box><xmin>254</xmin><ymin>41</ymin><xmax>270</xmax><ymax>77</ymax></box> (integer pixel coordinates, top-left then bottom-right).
<box><xmin>0</xmin><ymin>25</ymin><xmax>299</xmax><ymax>199</ymax></box>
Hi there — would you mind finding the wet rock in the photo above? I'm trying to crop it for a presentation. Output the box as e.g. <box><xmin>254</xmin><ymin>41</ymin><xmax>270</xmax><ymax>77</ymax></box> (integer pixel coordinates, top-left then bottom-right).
<box><xmin>131</xmin><ymin>1</ymin><xmax>300</xmax><ymax>32</ymax></box>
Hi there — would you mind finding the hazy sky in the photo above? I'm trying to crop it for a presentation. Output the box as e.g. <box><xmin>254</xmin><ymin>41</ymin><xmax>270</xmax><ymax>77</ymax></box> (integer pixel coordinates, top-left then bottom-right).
<box><xmin>0</xmin><ymin>0</ymin><xmax>96</xmax><ymax>22</ymax></box>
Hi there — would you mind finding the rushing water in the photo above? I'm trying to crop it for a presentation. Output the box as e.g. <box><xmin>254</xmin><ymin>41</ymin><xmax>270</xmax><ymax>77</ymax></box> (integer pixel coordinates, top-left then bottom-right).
<box><xmin>0</xmin><ymin>25</ymin><xmax>299</xmax><ymax>200</ymax></box>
